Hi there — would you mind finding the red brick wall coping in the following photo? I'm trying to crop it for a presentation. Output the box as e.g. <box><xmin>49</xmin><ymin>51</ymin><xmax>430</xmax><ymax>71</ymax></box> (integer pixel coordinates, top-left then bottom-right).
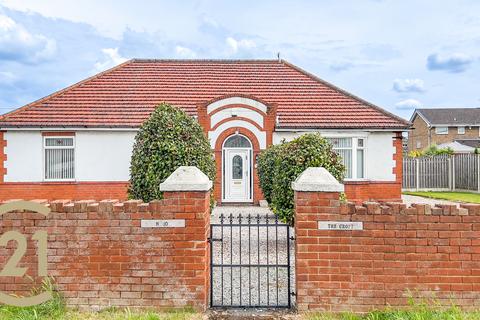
<box><xmin>339</xmin><ymin>200</ymin><xmax>479</xmax><ymax>216</ymax></box>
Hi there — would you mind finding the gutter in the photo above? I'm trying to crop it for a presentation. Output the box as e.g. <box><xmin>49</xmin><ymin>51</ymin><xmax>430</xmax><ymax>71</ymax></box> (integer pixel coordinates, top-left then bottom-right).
<box><xmin>0</xmin><ymin>126</ymin><xmax>139</xmax><ymax>132</ymax></box>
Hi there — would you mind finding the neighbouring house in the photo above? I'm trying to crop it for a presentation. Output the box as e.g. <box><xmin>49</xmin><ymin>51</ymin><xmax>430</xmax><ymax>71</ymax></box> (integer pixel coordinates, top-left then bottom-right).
<box><xmin>0</xmin><ymin>59</ymin><xmax>409</xmax><ymax>204</ymax></box>
<box><xmin>409</xmin><ymin>108</ymin><xmax>480</xmax><ymax>152</ymax></box>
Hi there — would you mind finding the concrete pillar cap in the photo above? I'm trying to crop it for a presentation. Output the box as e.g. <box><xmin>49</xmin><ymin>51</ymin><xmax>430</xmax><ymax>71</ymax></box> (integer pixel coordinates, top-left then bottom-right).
<box><xmin>291</xmin><ymin>167</ymin><xmax>344</xmax><ymax>192</ymax></box>
<box><xmin>160</xmin><ymin>166</ymin><xmax>213</xmax><ymax>192</ymax></box>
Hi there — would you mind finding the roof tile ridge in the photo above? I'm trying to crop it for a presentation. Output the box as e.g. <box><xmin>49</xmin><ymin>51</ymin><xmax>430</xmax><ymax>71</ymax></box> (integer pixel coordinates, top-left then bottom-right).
<box><xmin>0</xmin><ymin>59</ymin><xmax>135</xmax><ymax>121</ymax></box>
<box><xmin>281</xmin><ymin>59</ymin><xmax>410</xmax><ymax>128</ymax></box>
<box><xmin>130</xmin><ymin>58</ymin><xmax>279</xmax><ymax>63</ymax></box>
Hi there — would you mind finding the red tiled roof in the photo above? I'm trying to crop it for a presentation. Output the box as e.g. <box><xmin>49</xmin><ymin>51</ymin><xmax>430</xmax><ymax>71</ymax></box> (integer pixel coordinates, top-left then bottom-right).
<box><xmin>0</xmin><ymin>59</ymin><xmax>409</xmax><ymax>129</ymax></box>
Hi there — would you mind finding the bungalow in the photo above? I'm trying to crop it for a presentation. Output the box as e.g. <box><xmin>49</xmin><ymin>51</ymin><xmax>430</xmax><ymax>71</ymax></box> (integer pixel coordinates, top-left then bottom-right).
<box><xmin>0</xmin><ymin>59</ymin><xmax>409</xmax><ymax>204</ymax></box>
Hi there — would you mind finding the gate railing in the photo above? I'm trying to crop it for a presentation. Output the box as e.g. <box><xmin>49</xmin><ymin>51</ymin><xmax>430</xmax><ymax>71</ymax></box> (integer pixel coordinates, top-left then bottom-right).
<box><xmin>209</xmin><ymin>213</ymin><xmax>294</xmax><ymax>308</ymax></box>
<box><xmin>402</xmin><ymin>154</ymin><xmax>480</xmax><ymax>192</ymax></box>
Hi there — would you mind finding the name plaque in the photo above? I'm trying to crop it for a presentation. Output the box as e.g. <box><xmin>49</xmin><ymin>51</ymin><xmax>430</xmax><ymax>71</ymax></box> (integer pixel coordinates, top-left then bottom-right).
<box><xmin>141</xmin><ymin>219</ymin><xmax>186</xmax><ymax>228</ymax></box>
<box><xmin>318</xmin><ymin>221</ymin><xmax>363</xmax><ymax>231</ymax></box>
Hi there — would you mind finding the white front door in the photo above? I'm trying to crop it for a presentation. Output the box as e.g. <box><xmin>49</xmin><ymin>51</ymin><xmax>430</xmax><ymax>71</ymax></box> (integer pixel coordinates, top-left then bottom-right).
<box><xmin>224</xmin><ymin>149</ymin><xmax>251</xmax><ymax>202</ymax></box>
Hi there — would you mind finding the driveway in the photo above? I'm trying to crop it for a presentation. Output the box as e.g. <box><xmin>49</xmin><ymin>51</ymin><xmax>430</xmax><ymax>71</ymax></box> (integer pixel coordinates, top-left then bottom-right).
<box><xmin>402</xmin><ymin>194</ymin><xmax>461</xmax><ymax>207</ymax></box>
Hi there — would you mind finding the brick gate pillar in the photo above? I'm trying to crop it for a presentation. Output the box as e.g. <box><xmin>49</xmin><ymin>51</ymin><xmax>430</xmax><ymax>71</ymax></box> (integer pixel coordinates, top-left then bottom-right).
<box><xmin>291</xmin><ymin>167</ymin><xmax>344</xmax><ymax>312</ymax></box>
<box><xmin>159</xmin><ymin>166</ymin><xmax>212</xmax><ymax>310</ymax></box>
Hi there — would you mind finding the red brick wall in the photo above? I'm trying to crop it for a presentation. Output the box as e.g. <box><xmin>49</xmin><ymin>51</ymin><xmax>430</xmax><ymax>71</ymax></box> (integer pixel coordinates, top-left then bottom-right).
<box><xmin>0</xmin><ymin>132</ymin><xmax>6</xmax><ymax>183</ymax></box>
<box><xmin>393</xmin><ymin>132</ymin><xmax>403</xmax><ymax>185</ymax></box>
<box><xmin>295</xmin><ymin>190</ymin><xmax>480</xmax><ymax>312</ymax></box>
<box><xmin>0</xmin><ymin>182</ymin><xmax>129</xmax><ymax>201</ymax></box>
<box><xmin>0</xmin><ymin>191</ymin><xmax>210</xmax><ymax>310</ymax></box>
<box><xmin>344</xmin><ymin>181</ymin><xmax>401</xmax><ymax>203</ymax></box>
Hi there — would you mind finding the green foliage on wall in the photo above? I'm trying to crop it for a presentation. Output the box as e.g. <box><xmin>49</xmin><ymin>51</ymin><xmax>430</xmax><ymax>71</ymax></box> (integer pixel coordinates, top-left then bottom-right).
<box><xmin>128</xmin><ymin>103</ymin><xmax>216</xmax><ymax>202</ymax></box>
<box><xmin>257</xmin><ymin>133</ymin><xmax>345</xmax><ymax>223</ymax></box>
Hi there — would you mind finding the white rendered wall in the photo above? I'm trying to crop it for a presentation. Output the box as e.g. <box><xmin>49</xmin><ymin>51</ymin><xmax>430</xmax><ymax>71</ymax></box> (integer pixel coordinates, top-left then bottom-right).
<box><xmin>4</xmin><ymin>131</ymin><xmax>136</xmax><ymax>182</ymax></box>
<box><xmin>75</xmin><ymin>131</ymin><xmax>136</xmax><ymax>181</ymax></box>
<box><xmin>5</xmin><ymin>131</ymin><xmax>43</xmax><ymax>182</ymax></box>
<box><xmin>273</xmin><ymin>131</ymin><xmax>396</xmax><ymax>181</ymax></box>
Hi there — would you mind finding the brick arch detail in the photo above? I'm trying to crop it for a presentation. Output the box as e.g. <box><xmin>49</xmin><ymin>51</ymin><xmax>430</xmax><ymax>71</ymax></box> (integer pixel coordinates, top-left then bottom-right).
<box><xmin>211</xmin><ymin>116</ymin><xmax>264</xmax><ymax>132</ymax></box>
<box><xmin>213</xmin><ymin>127</ymin><xmax>263</xmax><ymax>205</ymax></box>
<box><xmin>200</xmin><ymin>93</ymin><xmax>273</xmax><ymax>113</ymax></box>
<box><xmin>214</xmin><ymin>127</ymin><xmax>261</xmax><ymax>152</ymax></box>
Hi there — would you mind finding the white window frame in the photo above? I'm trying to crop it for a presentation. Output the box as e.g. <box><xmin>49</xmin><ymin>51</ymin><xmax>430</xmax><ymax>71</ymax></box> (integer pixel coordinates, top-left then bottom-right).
<box><xmin>355</xmin><ymin>138</ymin><xmax>366</xmax><ymax>180</ymax></box>
<box><xmin>43</xmin><ymin>136</ymin><xmax>76</xmax><ymax>182</ymax></box>
<box><xmin>457</xmin><ymin>126</ymin><xmax>465</xmax><ymax>135</ymax></box>
<box><xmin>326</xmin><ymin>136</ymin><xmax>367</xmax><ymax>181</ymax></box>
<box><xmin>435</xmin><ymin>126</ymin><xmax>448</xmax><ymax>135</ymax></box>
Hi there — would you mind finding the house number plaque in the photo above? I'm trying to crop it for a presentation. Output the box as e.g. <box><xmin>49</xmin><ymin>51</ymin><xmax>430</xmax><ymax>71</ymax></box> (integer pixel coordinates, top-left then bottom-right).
<box><xmin>141</xmin><ymin>219</ymin><xmax>186</xmax><ymax>228</ymax></box>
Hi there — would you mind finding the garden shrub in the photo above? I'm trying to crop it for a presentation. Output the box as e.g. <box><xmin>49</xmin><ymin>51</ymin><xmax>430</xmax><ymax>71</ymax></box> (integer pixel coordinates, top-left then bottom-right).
<box><xmin>258</xmin><ymin>133</ymin><xmax>345</xmax><ymax>223</ymax></box>
<box><xmin>257</xmin><ymin>143</ymin><xmax>281</xmax><ymax>204</ymax></box>
<box><xmin>408</xmin><ymin>144</ymin><xmax>454</xmax><ymax>158</ymax></box>
<box><xmin>129</xmin><ymin>103</ymin><xmax>216</xmax><ymax>202</ymax></box>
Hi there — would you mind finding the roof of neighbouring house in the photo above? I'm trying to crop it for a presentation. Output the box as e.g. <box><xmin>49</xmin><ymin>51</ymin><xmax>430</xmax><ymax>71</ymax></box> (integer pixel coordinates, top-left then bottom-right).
<box><xmin>438</xmin><ymin>141</ymin><xmax>475</xmax><ymax>153</ymax></box>
<box><xmin>0</xmin><ymin>59</ymin><xmax>409</xmax><ymax>129</ymax></box>
<box><xmin>455</xmin><ymin>139</ymin><xmax>480</xmax><ymax>149</ymax></box>
<box><xmin>413</xmin><ymin>108</ymin><xmax>480</xmax><ymax>126</ymax></box>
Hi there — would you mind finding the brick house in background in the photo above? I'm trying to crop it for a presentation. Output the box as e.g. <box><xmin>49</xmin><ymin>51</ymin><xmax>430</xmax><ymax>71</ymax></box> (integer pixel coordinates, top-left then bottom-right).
<box><xmin>0</xmin><ymin>59</ymin><xmax>409</xmax><ymax>204</ymax></box>
<box><xmin>409</xmin><ymin>108</ymin><xmax>480</xmax><ymax>152</ymax></box>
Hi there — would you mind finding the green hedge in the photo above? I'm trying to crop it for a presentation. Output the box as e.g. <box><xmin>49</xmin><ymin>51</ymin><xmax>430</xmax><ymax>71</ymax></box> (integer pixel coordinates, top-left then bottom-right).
<box><xmin>257</xmin><ymin>133</ymin><xmax>345</xmax><ymax>223</ymax></box>
<box><xmin>128</xmin><ymin>103</ymin><xmax>216</xmax><ymax>202</ymax></box>
<box><xmin>257</xmin><ymin>143</ymin><xmax>281</xmax><ymax>204</ymax></box>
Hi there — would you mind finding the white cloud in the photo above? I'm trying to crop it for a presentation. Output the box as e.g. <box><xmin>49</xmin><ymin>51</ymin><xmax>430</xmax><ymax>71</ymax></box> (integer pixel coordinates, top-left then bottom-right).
<box><xmin>395</xmin><ymin>99</ymin><xmax>422</xmax><ymax>110</ymax></box>
<box><xmin>226</xmin><ymin>37</ymin><xmax>256</xmax><ymax>54</ymax></box>
<box><xmin>0</xmin><ymin>13</ymin><xmax>56</xmax><ymax>62</ymax></box>
<box><xmin>393</xmin><ymin>78</ymin><xmax>425</xmax><ymax>93</ymax></box>
<box><xmin>94</xmin><ymin>48</ymin><xmax>128</xmax><ymax>71</ymax></box>
<box><xmin>175</xmin><ymin>45</ymin><xmax>196</xmax><ymax>58</ymax></box>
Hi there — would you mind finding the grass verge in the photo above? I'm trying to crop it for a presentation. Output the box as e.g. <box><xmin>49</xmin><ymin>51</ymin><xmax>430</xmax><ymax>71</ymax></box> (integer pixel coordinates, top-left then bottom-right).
<box><xmin>3</xmin><ymin>281</ymin><xmax>480</xmax><ymax>320</ymax></box>
<box><xmin>403</xmin><ymin>191</ymin><xmax>480</xmax><ymax>204</ymax></box>
<box><xmin>306</xmin><ymin>303</ymin><xmax>480</xmax><ymax>320</ymax></box>
<box><xmin>0</xmin><ymin>279</ymin><xmax>198</xmax><ymax>320</ymax></box>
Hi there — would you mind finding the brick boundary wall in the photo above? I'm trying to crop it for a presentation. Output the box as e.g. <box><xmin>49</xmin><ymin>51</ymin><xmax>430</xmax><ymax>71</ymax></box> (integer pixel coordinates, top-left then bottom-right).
<box><xmin>0</xmin><ymin>167</ymin><xmax>212</xmax><ymax>310</ymax></box>
<box><xmin>293</xmin><ymin>167</ymin><xmax>480</xmax><ymax>312</ymax></box>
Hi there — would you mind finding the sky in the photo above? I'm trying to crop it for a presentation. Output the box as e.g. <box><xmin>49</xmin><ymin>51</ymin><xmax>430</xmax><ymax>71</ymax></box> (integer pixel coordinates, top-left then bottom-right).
<box><xmin>0</xmin><ymin>0</ymin><xmax>479</xmax><ymax>121</ymax></box>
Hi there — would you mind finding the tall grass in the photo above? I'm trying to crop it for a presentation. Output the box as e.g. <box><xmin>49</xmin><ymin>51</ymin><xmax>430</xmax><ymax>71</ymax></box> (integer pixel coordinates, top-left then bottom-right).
<box><xmin>0</xmin><ymin>278</ymin><xmax>65</xmax><ymax>320</ymax></box>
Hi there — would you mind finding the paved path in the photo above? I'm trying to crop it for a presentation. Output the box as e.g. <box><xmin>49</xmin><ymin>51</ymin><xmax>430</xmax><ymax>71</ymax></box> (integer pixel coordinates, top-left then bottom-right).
<box><xmin>402</xmin><ymin>194</ymin><xmax>462</xmax><ymax>207</ymax></box>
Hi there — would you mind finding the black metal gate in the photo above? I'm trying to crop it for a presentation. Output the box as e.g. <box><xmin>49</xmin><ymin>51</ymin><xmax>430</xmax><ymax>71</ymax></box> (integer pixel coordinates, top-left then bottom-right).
<box><xmin>209</xmin><ymin>213</ymin><xmax>294</xmax><ymax>308</ymax></box>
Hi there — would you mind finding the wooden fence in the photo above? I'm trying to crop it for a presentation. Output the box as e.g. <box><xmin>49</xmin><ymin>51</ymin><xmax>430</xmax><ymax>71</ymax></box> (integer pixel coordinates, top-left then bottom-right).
<box><xmin>403</xmin><ymin>154</ymin><xmax>480</xmax><ymax>192</ymax></box>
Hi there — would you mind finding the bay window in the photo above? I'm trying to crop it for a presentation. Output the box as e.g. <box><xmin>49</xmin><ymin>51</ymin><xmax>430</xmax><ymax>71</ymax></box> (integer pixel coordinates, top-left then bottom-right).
<box><xmin>44</xmin><ymin>137</ymin><xmax>75</xmax><ymax>181</ymax></box>
<box><xmin>326</xmin><ymin>137</ymin><xmax>365</xmax><ymax>180</ymax></box>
